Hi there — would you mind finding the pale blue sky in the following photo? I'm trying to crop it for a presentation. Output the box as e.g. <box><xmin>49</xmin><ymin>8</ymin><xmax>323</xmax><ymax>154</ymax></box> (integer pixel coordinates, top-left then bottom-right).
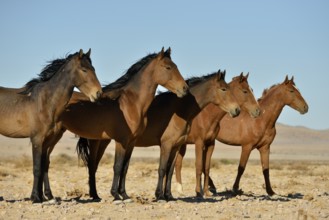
<box><xmin>0</xmin><ymin>0</ymin><xmax>328</xmax><ymax>130</ymax></box>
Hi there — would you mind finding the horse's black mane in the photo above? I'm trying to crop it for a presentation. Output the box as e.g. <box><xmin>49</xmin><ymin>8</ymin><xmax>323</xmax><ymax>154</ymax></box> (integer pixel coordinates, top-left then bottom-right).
<box><xmin>158</xmin><ymin>71</ymin><xmax>219</xmax><ymax>95</ymax></box>
<box><xmin>258</xmin><ymin>84</ymin><xmax>279</xmax><ymax>102</ymax></box>
<box><xmin>20</xmin><ymin>52</ymin><xmax>89</xmax><ymax>95</ymax></box>
<box><xmin>103</xmin><ymin>51</ymin><xmax>171</xmax><ymax>92</ymax></box>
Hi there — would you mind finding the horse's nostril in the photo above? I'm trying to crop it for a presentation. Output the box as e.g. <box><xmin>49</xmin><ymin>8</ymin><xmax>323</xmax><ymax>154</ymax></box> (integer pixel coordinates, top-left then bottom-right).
<box><xmin>304</xmin><ymin>105</ymin><xmax>309</xmax><ymax>113</ymax></box>
<box><xmin>236</xmin><ymin>108</ymin><xmax>241</xmax><ymax>116</ymax></box>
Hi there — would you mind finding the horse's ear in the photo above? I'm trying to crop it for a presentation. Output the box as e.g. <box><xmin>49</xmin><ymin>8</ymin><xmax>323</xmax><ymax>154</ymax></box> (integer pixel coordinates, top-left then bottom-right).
<box><xmin>157</xmin><ymin>47</ymin><xmax>165</xmax><ymax>59</ymax></box>
<box><xmin>79</xmin><ymin>49</ymin><xmax>84</xmax><ymax>58</ymax></box>
<box><xmin>165</xmin><ymin>47</ymin><xmax>171</xmax><ymax>57</ymax></box>
<box><xmin>86</xmin><ymin>48</ymin><xmax>91</xmax><ymax>58</ymax></box>
<box><xmin>246</xmin><ymin>72</ymin><xmax>249</xmax><ymax>79</ymax></box>
<box><xmin>284</xmin><ymin>75</ymin><xmax>289</xmax><ymax>84</ymax></box>
<box><xmin>239</xmin><ymin>72</ymin><xmax>244</xmax><ymax>82</ymax></box>
<box><xmin>291</xmin><ymin>76</ymin><xmax>294</xmax><ymax>82</ymax></box>
<box><xmin>222</xmin><ymin>70</ymin><xmax>226</xmax><ymax>79</ymax></box>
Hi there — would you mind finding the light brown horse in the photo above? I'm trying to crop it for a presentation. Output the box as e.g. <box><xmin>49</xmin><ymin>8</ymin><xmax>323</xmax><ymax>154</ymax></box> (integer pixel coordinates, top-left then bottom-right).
<box><xmin>43</xmin><ymin>47</ymin><xmax>188</xmax><ymax>203</ymax></box>
<box><xmin>175</xmin><ymin>73</ymin><xmax>260</xmax><ymax>198</ymax></box>
<box><xmin>77</xmin><ymin>70</ymin><xmax>242</xmax><ymax>201</ymax></box>
<box><xmin>0</xmin><ymin>49</ymin><xmax>102</xmax><ymax>203</ymax></box>
<box><xmin>176</xmin><ymin>76</ymin><xmax>308</xmax><ymax>196</ymax></box>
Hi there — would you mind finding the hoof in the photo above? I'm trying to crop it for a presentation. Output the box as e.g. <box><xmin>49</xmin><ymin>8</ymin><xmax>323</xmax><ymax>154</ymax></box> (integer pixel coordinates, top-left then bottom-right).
<box><xmin>43</xmin><ymin>198</ymin><xmax>60</xmax><ymax>205</ymax></box>
<box><xmin>30</xmin><ymin>195</ymin><xmax>42</xmax><ymax>204</ymax></box>
<box><xmin>112</xmin><ymin>199</ymin><xmax>123</xmax><ymax>205</ymax></box>
<box><xmin>196</xmin><ymin>192</ymin><xmax>203</xmax><ymax>198</ymax></box>
<box><xmin>123</xmin><ymin>198</ymin><xmax>133</xmax><ymax>203</ymax></box>
<box><xmin>157</xmin><ymin>199</ymin><xmax>167</xmax><ymax>203</ymax></box>
<box><xmin>232</xmin><ymin>188</ymin><xmax>243</xmax><ymax>196</ymax></box>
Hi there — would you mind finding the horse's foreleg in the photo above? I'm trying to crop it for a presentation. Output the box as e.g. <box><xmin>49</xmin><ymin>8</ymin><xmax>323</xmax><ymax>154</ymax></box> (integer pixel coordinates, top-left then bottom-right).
<box><xmin>203</xmin><ymin>142</ymin><xmax>215</xmax><ymax>197</ymax></box>
<box><xmin>175</xmin><ymin>144</ymin><xmax>186</xmax><ymax>194</ymax></box>
<box><xmin>118</xmin><ymin>144</ymin><xmax>134</xmax><ymax>202</ymax></box>
<box><xmin>43</xmin><ymin>130</ymin><xmax>65</xmax><ymax>201</ymax></box>
<box><xmin>164</xmin><ymin>145</ymin><xmax>180</xmax><ymax>201</ymax></box>
<box><xmin>111</xmin><ymin>142</ymin><xmax>126</xmax><ymax>202</ymax></box>
<box><xmin>232</xmin><ymin>145</ymin><xmax>252</xmax><ymax>194</ymax></box>
<box><xmin>31</xmin><ymin>139</ymin><xmax>45</xmax><ymax>203</ymax></box>
<box><xmin>259</xmin><ymin>145</ymin><xmax>275</xmax><ymax>196</ymax></box>
<box><xmin>156</xmin><ymin>143</ymin><xmax>172</xmax><ymax>201</ymax></box>
<box><xmin>194</xmin><ymin>140</ymin><xmax>204</xmax><ymax>198</ymax></box>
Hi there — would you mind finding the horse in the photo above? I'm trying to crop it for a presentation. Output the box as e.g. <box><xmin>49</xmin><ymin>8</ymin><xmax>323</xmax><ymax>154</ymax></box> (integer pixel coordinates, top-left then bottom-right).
<box><xmin>77</xmin><ymin>70</ymin><xmax>241</xmax><ymax>202</ymax></box>
<box><xmin>42</xmin><ymin>47</ymin><xmax>188</xmax><ymax>203</ymax></box>
<box><xmin>0</xmin><ymin>49</ymin><xmax>102</xmax><ymax>203</ymax></box>
<box><xmin>176</xmin><ymin>75</ymin><xmax>308</xmax><ymax>196</ymax></box>
<box><xmin>174</xmin><ymin>73</ymin><xmax>260</xmax><ymax>197</ymax></box>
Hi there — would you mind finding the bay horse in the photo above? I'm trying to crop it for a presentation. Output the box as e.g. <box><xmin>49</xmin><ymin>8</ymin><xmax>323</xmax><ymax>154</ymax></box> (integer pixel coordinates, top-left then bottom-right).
<box><xmin>77</xmin><ymin>70</ymin><xmax>241</xmax><ymax>202</ymax></box>
<box><xmin>0</xmin><ymin>49</ymin><xmax>102</xmax><ymax>203</ymax></box>
<box><xmin>176</xmin><ymin>75</ymin><xmax>308</xmax><ymax>196</ymax></box>
<box><xmin>175</xmin><ymin>73</ymin><xmax>260</xmax><ymax>197</ymax></box>
<box><xmin>43</xmin><ymin>47</ymin><xmax>188</xmax><ymax>203</ymax></box>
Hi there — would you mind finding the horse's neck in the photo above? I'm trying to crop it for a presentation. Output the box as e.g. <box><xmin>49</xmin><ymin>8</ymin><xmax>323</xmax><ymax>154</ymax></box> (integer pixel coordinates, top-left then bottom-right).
<box><xmin>120</xmin><ymin>68</ymin><xmax>158</xmax><ymax>115</ymax></box>
<box><xmin>38</xmin><ymin>70</ymin><xmax>74</xmax><ymax>118</ymax></box>
<box><xmin>118</xmin><ymin>66</ymin><xmax>158</xmax><ymax>134</ymax></box>
<box><xmin>259</xmin><ymin>87</ymin><xmax>285</xmax><ymax>129</ymax></box>
<box><xmin>177</xmin><ymin>85</ymin><xmax>211</xmax><ymax>120</ymax></box>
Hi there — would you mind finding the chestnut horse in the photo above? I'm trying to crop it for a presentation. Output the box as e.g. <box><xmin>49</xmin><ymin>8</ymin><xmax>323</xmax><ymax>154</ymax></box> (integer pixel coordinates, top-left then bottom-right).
<box><xmin>176</xmin><ymin>76</ymin><xmax>308</xmax><ymax>196</ymax></box>
<box><xmin>43</xmin><ymin>47</ymin><xmax>188</xmax><ymax>203</ymax></box>
<box><xmin>77</xmin><ymin>70</ymin><xmax>241</xmax><ymax>201</ymax></box>
<box><xmin>0</xmin><ymin>49</ymin><xmax>102</xmax><ymax>203</ymax></box>
<box><xmin>175</xmin><ymin>73</ymin><xmax>260</xmax><ymax>197</ymax></box>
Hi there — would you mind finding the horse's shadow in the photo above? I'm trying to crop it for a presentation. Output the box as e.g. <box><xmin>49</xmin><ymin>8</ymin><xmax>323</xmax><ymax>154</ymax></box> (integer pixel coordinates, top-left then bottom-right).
<box><xmin>213</xmin><ymin>189</ymin><xmax>304</xmax><ymax>202</ymax></box>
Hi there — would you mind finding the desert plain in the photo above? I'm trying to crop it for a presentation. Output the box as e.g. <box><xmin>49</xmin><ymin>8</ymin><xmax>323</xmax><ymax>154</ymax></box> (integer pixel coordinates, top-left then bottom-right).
<box><xmin>0</xmin><ymin>123</ymin><xmax>328</xmax><ymax>219</ymax></box>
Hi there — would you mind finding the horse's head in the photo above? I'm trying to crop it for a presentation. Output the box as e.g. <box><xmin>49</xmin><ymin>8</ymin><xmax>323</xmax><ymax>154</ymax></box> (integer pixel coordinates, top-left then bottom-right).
<box><xmin>152</xmin><ymin>47</ymin><xmax>188</xmax><ymax>98</ymax></box>
<box><xmin>281</xmin><ymin>75</ymin><xmax>308</xmax><ymax>114</ymax></box>
<box><xmin>229</xmin><ymin>72</ymin><xmax>260</xmax><ymax>118</ymax></box>
<box><xmin>69</xmin><ymin>49</ymin><xmax>102</xmax><ymax>102</ymax></box>
<box><xmin>211</xmin><ymin>70</ymin><xmax>240</xmax><ymax>117</ymax></box>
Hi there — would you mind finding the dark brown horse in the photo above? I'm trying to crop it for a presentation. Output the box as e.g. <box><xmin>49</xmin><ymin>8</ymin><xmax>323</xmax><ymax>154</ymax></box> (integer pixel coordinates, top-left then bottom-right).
<box><xmin>43</xmin><ymin>47</ymin><xmax>188</xmax><ymax>203</ymax></box>
<box><xmin>77</xmin><ymin>70</ymin><xmax>241</xmax><ymax>201</ymax></box>
<box><xmin>176</xmin><ymin>76</ymin><xmax>308</xmax><ymax>196</ymax></box>
<box><xmin>175</xmin><ymin>73</ymin><xmax>260</xmax><ymax>197</ymax></box>
<box><xmin>0</xmin><ymin>49</ymin><xmax>102</xmax><ymax>203</ymax></box>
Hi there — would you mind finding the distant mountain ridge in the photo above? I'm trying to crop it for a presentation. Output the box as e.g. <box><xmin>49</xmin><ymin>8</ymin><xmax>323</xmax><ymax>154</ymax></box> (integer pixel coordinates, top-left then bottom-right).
<box><xmin>274</xmin><ymin>123</ymin><xmax>329</xmax><ymax>146</ymax></box>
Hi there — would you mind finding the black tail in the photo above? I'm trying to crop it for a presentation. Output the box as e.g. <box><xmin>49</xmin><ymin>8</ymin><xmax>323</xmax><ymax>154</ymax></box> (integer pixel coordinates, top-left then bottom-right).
<box><xmin>76</xmin><ymin>137</ymin><xmax>90</xmax><ymax>166</ymax></box>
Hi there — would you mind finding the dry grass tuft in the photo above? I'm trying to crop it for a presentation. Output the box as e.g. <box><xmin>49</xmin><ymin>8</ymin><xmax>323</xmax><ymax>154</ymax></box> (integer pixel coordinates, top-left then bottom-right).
<box><xmin>52</xmin><ymin>154</ymin><xmax>77</xmax><ymax>166</ymax></box>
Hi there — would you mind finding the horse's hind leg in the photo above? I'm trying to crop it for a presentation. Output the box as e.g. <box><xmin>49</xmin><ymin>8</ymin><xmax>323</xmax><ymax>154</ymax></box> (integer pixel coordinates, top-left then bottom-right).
<box><xmin>175</xmin><ymin>144</ymin><xmax>186</xmax><ymax>194</ymax></box>
<box><xmin>259</xmin><ymin>145</ymin><xmax>275</xmax><ymax>196</ymax></box>
<box><xmin>232</xmin><ymin>145</ymin><xmax>252</xmax><ymax>195</ymax></box>
<box><xmin>88</xmin><ymin>139</ymin><xmax>111</xmax><ymax>200</ymax></box>
<box><xmin>118</xmin><ymin>144</ymin><xmax>134</xmax><ymax>202</ymax></box>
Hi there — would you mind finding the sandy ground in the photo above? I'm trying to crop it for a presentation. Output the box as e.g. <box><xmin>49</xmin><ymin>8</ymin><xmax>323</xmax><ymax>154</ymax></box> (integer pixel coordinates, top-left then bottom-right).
<box><xmin>0</xmin><ymin>131</ymin><xmax>329</xmax><ymax>219</ymax></box>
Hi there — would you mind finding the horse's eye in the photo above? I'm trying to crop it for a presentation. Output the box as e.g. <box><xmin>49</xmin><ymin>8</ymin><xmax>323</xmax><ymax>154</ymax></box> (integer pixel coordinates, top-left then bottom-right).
<box><xmin>243</xmin><ymin>90</ymin><xmax>248</xmax><ymax>94</ymax></box>
<box><xmin>290</xmin><ymin>90</ymin><xmax>294</xmax><ymax>93</ymax></box>
<box><xmin>166</xmin><ymin>66</ymin><xmax>171</xmax><ymax>70</ymax></box>
<box><xmin>82</xmin><ymin>68</ymin><xmax>87</xmax><ymax>73</ymax></box>
<box><xmin>221</xmin><ymin>88</ymin><xmax>227</xmax><ymax>92</ymax></box>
